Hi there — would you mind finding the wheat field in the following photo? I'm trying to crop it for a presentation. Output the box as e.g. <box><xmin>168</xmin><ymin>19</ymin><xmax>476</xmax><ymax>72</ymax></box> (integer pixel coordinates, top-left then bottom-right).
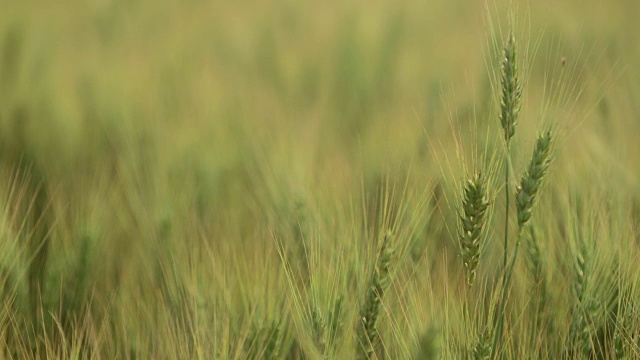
<box><xmin>0</xmin><ymin>0</ymin><xmax>639</xmax><ymax>359</ymax></box>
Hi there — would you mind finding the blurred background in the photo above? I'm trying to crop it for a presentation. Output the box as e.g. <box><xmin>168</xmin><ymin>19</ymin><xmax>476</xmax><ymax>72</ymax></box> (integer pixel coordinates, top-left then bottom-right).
<box><xmin>2</xmin><ymin>0</ymin><xmax>639</xmax><ymax>244</ymax></box>
<box><xmin>1</xmin><ymin>0</ymin><xmax>639</xmax><ymax>196</ymax></box>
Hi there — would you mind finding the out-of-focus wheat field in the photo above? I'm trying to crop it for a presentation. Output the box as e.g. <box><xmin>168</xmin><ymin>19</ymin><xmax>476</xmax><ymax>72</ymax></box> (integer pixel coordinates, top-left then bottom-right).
<box><xmin>1</xmin><ymin>0</ymin><xmax>639</xmax><ymax>359</ymax></box>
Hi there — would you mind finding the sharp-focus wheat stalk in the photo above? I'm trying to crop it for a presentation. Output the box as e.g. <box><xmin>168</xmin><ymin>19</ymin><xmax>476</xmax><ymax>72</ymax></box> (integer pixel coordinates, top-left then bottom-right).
<box><xmin>458</xmin><ymin>173</ymin><xmax>490</xmax><ymax>286</ymax></box>
<box><xmin>499</xmin><ymin>33</ymin><xmax>523</xmax><ymax>274</ymax></box>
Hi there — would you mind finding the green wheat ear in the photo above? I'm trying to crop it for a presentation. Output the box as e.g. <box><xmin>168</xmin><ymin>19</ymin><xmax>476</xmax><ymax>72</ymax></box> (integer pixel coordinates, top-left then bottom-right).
<box><xmin>358</xmin><ymin>230</ymin><xmax>395</xmax><ymax>359</ymax></box>
<box><xmin>516</xmin><ymin>131</ymin><xmax>553</xmax><ymax>229</ymax></box>
<box><xmin>472</xmin><ymin>326</ymin><xmax>492</xmax><ymax>360</ymax></box>
<box><xmin>499</xmin><ymin>33</ymin><xmax>522</xmax><ymax>143</ymax></box>
<box><xmin>459</xmin><ymin>173</ymin><xmax>490</xmax><ymax>286</ymax></box>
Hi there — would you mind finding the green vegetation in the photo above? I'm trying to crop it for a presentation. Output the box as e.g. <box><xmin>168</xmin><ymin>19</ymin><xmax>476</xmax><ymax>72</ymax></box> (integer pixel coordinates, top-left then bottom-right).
<box><xmin>1</xmin><ymin>0</ymin><xmax>639</xmax><ymax>358</ymax></box>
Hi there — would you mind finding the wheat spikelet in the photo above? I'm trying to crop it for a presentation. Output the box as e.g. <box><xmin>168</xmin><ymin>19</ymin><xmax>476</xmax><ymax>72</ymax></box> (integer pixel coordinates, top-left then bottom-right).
<box><xmin>472</xmin><ymin>327</ymin><xmax>492</xmax><ymax>360</ymax></box>
<box><xmin>311</xmin><ymin>305</ymin><xmax>327</xmax><ymax>353</ymax></box>
<box><xmin>516</xmin><ymin>131</ymin><xmax>553</xmax><ymax>229</ymax></box>
<box><xmin>458</xmin><ymin>173</ymin><xmax>490</xmax><ymax>285</ymax></box>
<box><xmin>311</xmin><ymin>295</ymin><xmax>344</xmax><ymax>358</ymax></box>
<box><xmin>499</xmin><ymin>33</ymin><xmax>522</xmax><ymax>143</ymax></box>
<box><xmin>567</xmin><ymin>239</ymin><xmax>599</xmax><ymax>357</ymax></box>
<box><xmin>358</xmin><ymin>230</ymin><xmax>395</xmax><ymax>359</ymax></box>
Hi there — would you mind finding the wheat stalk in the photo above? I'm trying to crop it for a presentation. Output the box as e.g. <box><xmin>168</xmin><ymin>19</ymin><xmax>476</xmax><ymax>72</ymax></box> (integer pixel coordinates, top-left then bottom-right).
<box><xmin>492</xmin><ymin>131</ymin><xmax>554</xmax><ymax>359</ymax></box>
<box><xmin>499</xmin><ymin>33</ymin><xmax>523</xmax><ymax>274</ymax></box>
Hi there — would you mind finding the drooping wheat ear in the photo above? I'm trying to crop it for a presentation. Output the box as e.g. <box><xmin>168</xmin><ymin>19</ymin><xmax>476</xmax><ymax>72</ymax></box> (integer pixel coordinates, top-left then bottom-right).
<box><xmin>515</xmin><ymin>131</ymin><xmax>553</xmax><ymax>230</ymax></box>
<box><xmin>358</xmin><ymin>230</ymin><xmax>395</xmax><ymax>359</ymax></box>
<box><xmin>499</xmin><ymin>33</ymin><xmax>522</xmax><ymax>143</ymax></box>
<box><xmin>459</xmin><ymin>173</ymin><xmax>490</xmax><ymax>286</ymax></box>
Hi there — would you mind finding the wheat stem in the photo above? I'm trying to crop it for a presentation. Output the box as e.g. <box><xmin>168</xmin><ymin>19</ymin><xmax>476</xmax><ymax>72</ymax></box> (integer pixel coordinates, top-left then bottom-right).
<box><xmin>499</xmin><ymin>32</ymin><xmax>521</xmax><ymax>284</ymax></box>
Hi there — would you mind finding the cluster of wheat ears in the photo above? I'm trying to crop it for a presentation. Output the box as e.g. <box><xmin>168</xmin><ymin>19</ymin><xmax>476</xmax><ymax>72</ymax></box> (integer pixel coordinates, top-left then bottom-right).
<box><xmin>457</xmin><ymin>32</ymin><xmax>554</xmax><ymax>359</ymax></box>
<box><xmin>356</xmin><ymin>31</ymin><xmax>638</xmax><ymax>359</ymax></box>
